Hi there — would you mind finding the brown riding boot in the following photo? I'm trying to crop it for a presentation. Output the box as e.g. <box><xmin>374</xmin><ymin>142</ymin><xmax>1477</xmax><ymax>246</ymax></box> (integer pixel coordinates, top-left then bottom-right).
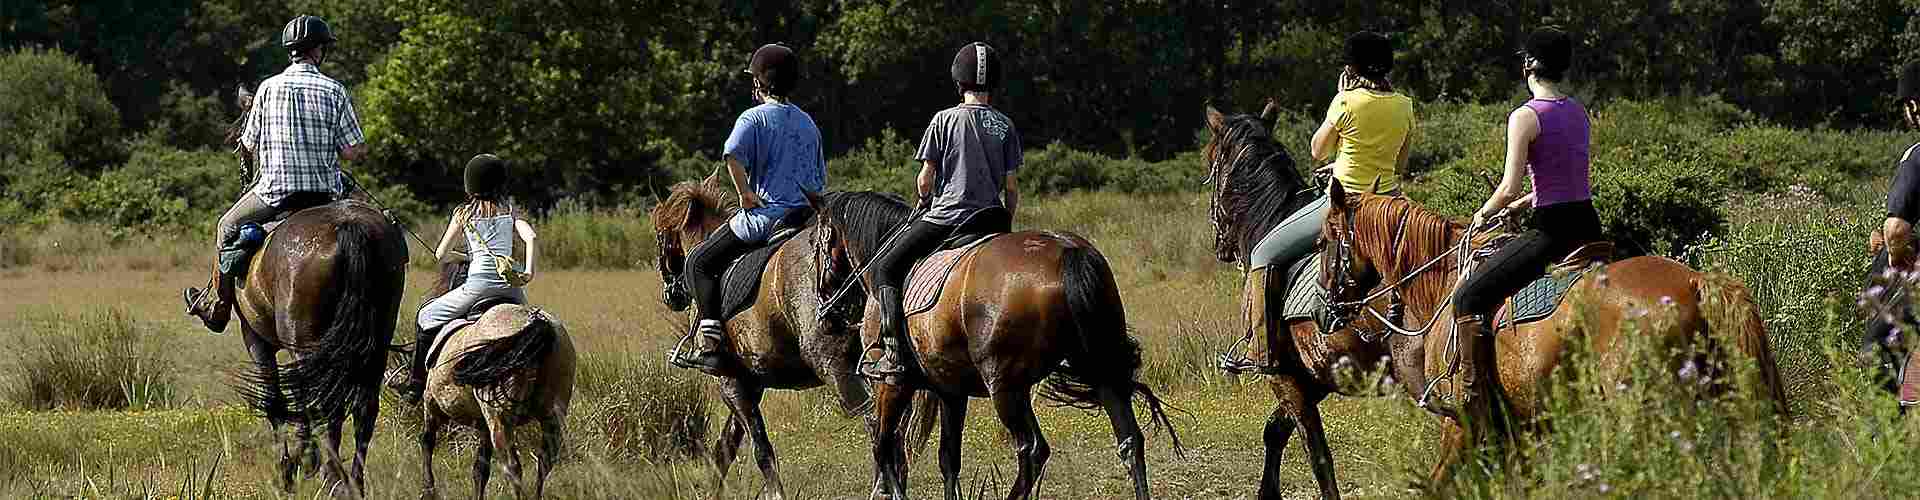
<box><xmin>860</xmin><ymin>286</ymin><xmax>911</xmax><ymax>384</ymax></box>
<box><xmin>183</xmin><ymin>270</ymin><xmax>234</xmax><ymax>333</ymax></box>
<box><xmin>673</xmin><ymin>319</ymin><xmax>734</xmax><ymax>375</ymax></box>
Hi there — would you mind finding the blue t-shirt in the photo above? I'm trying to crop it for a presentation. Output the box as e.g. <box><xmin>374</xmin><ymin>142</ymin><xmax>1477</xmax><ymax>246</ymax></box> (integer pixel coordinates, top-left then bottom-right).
<box><xmin>723</xmin><ymin>103</ymin><xmax>826</xmax><ymax>211</ymax></box>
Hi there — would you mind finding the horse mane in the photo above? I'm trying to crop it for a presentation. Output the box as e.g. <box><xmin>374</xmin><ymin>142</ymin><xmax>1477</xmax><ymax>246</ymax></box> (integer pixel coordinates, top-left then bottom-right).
<box><xmin>1344</xmin><ymin>194</ymin><xmax>1464</xmax><ymax>305</ymax></box>
<box><xmin>652</xmin><ymin>180</ymin><xmax>737</xmax><ymax>233</ymax></box>
<box><xmin>821</xmin><ymin>191</ymin><xmax>912</xmax><ymax>264</ymax></box>
<box><xmin>1206</xmin><ymin>112</ymin><xmax>1309</xmax><ymax>262</ymax></box>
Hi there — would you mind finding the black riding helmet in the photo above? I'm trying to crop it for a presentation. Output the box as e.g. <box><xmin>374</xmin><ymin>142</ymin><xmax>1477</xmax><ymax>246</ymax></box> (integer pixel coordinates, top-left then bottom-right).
<box><xmin>1343</xmin><ymin>32</ymin><xmax>1393</xmax><ymax>80</ymax></box>
<box><xmin>464</xmin><ymin>154</ymin><xmax>508</xmax><ymax>199</ymax></box>
<box><xmin>952</xmin><ymin>42</ymin><xmax>1002</xmax><ymax>92</ymax></box>
<box><xmin>281</xmin><ymin>15</ymin><xmax>337</xmax><ymax>52</ymax></box>
<box><xmin>1900</xmin><ymin>60</ymin><xmax>1920</xmax><ymax>104</ymax></box>
<box><xmin>743</xmin><ymin>43</ymin><xmax>800</xmax><ymax>97</ymax></box>
<box><xmin>1521</xmin><ymin>28</ymin><xmax>1575</xmax><ymax>81</ymax></box>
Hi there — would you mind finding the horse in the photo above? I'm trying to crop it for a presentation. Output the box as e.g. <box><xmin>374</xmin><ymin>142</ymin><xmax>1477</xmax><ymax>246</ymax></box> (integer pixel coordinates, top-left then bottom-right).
<box><xmin>1200</xmin><ymin>105</ymin><xmax>1428</xmax><ymax>500</ymax></box>
<box><xmin>401</xmin><ymin>261</ymin><xmax>576</xmax><ymax>500</ymax></box>
<box><xmin>1316</xmin><ymin>182</ymin><xmax>1790</xmax><ymax>484</ymax></box>
<box><xmin>216</xmin><ymin>84</ymin><xmax>409</xmax><ymax>498</ymax></box>
<box><xmin>649</xmin><ymin>177</ymin><xmax>933</xmax><ymax>500</ymax></box>
<box><xmin>811</xmin><ymin>191</ymin><xmax>1182</xmax><ymax>500</ymax></box>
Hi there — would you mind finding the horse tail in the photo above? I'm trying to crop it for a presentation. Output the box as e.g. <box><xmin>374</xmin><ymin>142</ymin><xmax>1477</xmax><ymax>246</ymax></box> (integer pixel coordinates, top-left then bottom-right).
<box><xmin>1695</xmin><ymin>272</ymin><xmax>1790</xmax><ymax>417</ymax></box>
<box><xmin>451</xmin><ymin>307</ymin><xmax>560</xmax><ymax>390</ymax></box>
<box><xmin>257</xmin><ymin>221</ymin><xmax>400</xmax><ymax>425</ymax></box>
<box><xmin>1041</xmin><ymin>241</ymin><xmax>1186</xmax><ymax>455</ymax></box>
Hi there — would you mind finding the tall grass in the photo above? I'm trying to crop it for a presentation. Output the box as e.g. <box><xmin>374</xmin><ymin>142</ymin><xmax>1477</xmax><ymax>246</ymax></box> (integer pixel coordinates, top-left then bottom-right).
<box><xmin>4</xmin><ymin>308</ymin><xmax>178</xmax><ymax>411</ymax></box>
<box><xmin>573</xmin><ymin>349</ymin><xmax>711</xmax><ymax>464</ymax></box>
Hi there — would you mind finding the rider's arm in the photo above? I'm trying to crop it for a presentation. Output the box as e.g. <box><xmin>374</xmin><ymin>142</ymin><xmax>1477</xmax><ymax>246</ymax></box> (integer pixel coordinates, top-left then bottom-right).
<box><xmin>1311</xmin><ymin>94</ymin><xmax>1345</xmax><ymax>164</ymax></box>
<box><xmin>725</xmin><ymin>155</ymin><xmax>758</xmax><ymax>209</ymax></box>
<box><xmin>1477</xmin><ymin>106</ymin><xmax>1540</xmax><ymax>225</ymax></box>
<box><xmin>335</xmin><ymin>93</ymin><xmax>367</xmax><ymax>162</ymax></box>
<box><xmin>1884</xmin><ymin>144</ymin><xmax>1920</xmax><ymax>269</ymax></box>
<box><xmin>1394</xmin><ymin>119</ymin><xmax>1415</xmax><ymax>179</ymax></box>
<box><xmin>515</xmin><ymin>219</ymin><xmax>538</xmax><ymax>276</ymax></box>
<box><xmin>917</xmin><ymin>160</ymin><xmax>937</xmax><ymax>205</ymax></box>
<box><xmin>434</xmin><ymin>208</ymin><xmax>468</xmax><ymax>263</ymax></box>
<box><xmin>1002</xmin><ymin>173</ymin><xmax>1019</xmax><ymax>218</ymax></box>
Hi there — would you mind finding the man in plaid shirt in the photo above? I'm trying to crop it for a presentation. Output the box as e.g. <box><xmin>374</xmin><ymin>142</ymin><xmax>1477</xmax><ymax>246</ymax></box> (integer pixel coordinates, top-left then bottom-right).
<box><xmin>185</xmin><ymin>15</ymin><xmax>368</xmax><ymax>333</ymax></box>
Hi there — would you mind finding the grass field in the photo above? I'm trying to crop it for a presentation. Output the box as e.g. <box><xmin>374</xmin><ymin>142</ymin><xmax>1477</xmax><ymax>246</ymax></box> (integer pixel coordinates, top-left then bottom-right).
<box><xmin>0</xmin><ymin>191</ymin><xmax>1912</xmax><ymax>499</ymax></box>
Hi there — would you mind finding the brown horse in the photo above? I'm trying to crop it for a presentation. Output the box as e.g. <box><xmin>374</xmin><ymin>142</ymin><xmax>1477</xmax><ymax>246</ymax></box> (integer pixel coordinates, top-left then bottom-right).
<box><xmin>650</xmin><ymin>178</ymin><xmax>932</xmax><ymax>500</ymax></box>
<box><xmin>1201</xmin><ymin>106</ymin><xmax>1423</xmax><ymax>500</ymax></box>
<box><xmin>1317</xmin><ymin>184</ymin><xmax>1789</xmax><ymax>483</ymax></box>
<box><xmin>812</xmin><ymin>191</ymin><xmax>1181</xmax><ymax>500</ymax></box>
<box><xmin>231</xmin><ymin>201</ymin><xmax>409</xmax><ymax>497</ymax></box>
<box><xmin>397</xmin><ymin>262</ymin><xmax>575</xmax><ymax>500</ymax></box>
<box><xmin>216</xmin><ymin>85</ymin><xmax>409</xmax><ymax>498</ymax></box>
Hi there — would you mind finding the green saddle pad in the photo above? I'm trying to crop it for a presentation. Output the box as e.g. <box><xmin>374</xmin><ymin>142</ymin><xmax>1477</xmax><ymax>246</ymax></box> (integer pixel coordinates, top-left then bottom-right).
<box><xmin>1496</xmin><ymin>264</ymin><xmax>1598</xmax><ymax>330</ymax></box>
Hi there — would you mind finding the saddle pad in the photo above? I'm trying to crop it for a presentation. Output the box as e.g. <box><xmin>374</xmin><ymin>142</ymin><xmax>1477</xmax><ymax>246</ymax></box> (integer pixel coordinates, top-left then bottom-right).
<box><xmin>1282</xmin><ymin>253</ymin><xmax>1328</xmax><ymax>323</ymax></box>
<box><xmin>904</xmin><ymin>236</ymin><xmax>1000</xmax><ymax>316</ymax></box>
<box><xmin>717</xmin><ymin>229</ymin><xmax>803</xmax><ymax>321</ymax></box>
<box><xmin>1494</xmin><ymin>263</ymin><xmax>1599</xmax><ymax>330</ymax></box>
<box><xmin>426</xmin><ymin>317</ymin><xmax>474</xmax><ymax>366</ymax></box>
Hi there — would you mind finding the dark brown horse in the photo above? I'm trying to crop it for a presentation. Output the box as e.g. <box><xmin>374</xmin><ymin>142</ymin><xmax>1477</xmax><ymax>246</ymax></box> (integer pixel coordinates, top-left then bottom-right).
<box><xmin>650</xmin><ymin>178</ymin><xmax>932</xmax><ymax>500</ymax></box>
<box><xmin>216</xmin><ymin>85</ymin><xmax>409</xmax><ymax>498</ymax></box>
<box><xmin>1318</xmin><ymin>185</ymin><xmax>1790</xmax><ymax>484</ymax></box>
<box><xmin>231</xmin><ymin>202</ymin><xmax>409</xmax><ymax>497</ymax></box>
<box><xmin>403</xmin><ymin>262</ymin><xmax>575</xmax><ymax>500</ymax></box>
<box><xmin>1201</xmin><ymin>106</ymin><xmax>1420</xmax><ymax>500</ymax></box>
<box><xmin>812</xmin><ymin>191</ymin><xmax>1181</xmax><ymax>500</ymax></box>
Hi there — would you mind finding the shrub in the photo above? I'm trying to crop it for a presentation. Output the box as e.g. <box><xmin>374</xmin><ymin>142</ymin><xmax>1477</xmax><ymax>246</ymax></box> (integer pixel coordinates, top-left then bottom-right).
<box><xmin>5</xmin><ymin>309</ymin><xmax>178</xmax><ymax>411</ymax></box>
<box><xmin>574</xmin><ymin>350</ymin><xmax>710</xmax><ymax>463</ymax></box>
<box><xmin>0</xmin><ymin>48</ymin><xmax>123</xmax><ymax>175</ymax></box>
<box><xmin>537</xmin><ymin>201</ymin><xmax>656</xmax><ymax>269</ymax></box>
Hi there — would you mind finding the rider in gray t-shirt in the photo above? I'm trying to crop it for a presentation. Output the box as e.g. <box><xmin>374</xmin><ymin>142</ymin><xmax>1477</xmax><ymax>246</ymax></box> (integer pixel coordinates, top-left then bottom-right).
<box><xmin>859</xmin><ymin>42</ymin><xmax>1021</xmax><ymax>384</ymax></box>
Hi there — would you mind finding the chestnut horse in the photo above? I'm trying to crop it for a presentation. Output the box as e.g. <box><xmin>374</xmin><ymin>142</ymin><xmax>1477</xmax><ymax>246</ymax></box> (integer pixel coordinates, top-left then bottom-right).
<box><xmin>649</xmin><ymin>178</ymin><xmax>932</xmax><ymax>500</ymax></box>
<box><xmin>221</xmin><ymin>85</ymin><xmax>410</xmax><ymax>498</ymax></box>
<box><xmin>1318</xmin><ymin>184</ymin><xmax>1789</xmax><ymax>483</ymax></box>
<box><xmin>1200</xmin><ymin>106</ymin><xmax>1424</xmax><ymax>500</ymax></box>
<box><xmin>812</xmin><ymin>191</ymin><xmax>1181</xmax><ymax>500</ymax></box>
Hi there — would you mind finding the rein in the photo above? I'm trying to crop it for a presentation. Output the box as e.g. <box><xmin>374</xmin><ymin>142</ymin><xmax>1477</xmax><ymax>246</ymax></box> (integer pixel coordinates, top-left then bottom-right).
<box><xmin>813</xmin><ymin>205</ymin><xmax>928</xmax><ymax>325</ymax></box>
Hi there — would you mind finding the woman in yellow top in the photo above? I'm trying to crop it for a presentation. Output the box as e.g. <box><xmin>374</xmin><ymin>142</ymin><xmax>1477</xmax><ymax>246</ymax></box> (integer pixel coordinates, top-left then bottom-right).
<box><xmin>1225</xmin><ymin>31</ymin><xmax>1415</xmax><ymax>374</ymax></box>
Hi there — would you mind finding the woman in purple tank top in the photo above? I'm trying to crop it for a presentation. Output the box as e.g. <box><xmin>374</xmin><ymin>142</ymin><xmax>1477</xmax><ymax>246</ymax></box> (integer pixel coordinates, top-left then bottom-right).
<box><xmin>1446</xmin><ymin>28</ymin><xmax>1607</xmax><ymax>414</ymax></box>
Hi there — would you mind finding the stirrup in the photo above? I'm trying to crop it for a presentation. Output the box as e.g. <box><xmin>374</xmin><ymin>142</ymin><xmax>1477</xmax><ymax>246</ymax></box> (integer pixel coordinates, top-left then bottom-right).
<box><xmin>858</xmin><ymin>341</ymin><xmax>909</xmax><ymax>384</ymax></box>
<box><xmin>670</xmin><ymin>322</ymin><xmax>732</xmax><ymax>374</ymax></box>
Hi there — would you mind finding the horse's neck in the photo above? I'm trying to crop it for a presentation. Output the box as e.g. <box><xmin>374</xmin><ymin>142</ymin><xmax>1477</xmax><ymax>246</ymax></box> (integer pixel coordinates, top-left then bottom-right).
<box><xmin>1234</xmin><ymin>182</ymin><xmax>1311</xmax><ymax>258</ymax></box>
<box><xmin>1382</xmin><ymin>221</ymin><xmax>1467</xmax><ymax>326</ymax></box>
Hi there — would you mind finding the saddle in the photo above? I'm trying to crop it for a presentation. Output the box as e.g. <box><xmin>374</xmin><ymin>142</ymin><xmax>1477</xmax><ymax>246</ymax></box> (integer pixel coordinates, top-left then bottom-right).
<box><xmin>902</xmin><ymin>208</ymin><xmax>1012</xmax><ymax>316</ymax></box>
<box><xmin>1492</xmin><ymin>241</ymin><xmax>1614</xmax><ymax>330</ymax></box>
<box><xmin>220</xmin><ymin>193</ymin><xmax>342</xmax><ymax>279</ymax></box>
<box><xmin>714</xmin><ymin>207</ymin><xmax>815</xmax><ymax>321</ymax></box>
<box><xmin>1278</xmin><ymin>253</ymin><xmax>1328</xmax><ymax>325</ymax></box>
<box><xmin>426</xmin><ymin>301</ymin><xmax>538</xmax><ymax>368</ymax></box>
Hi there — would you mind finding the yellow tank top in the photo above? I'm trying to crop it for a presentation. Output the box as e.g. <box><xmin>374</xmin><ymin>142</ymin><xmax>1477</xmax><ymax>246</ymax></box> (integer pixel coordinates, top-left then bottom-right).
<box><xmin>1324</xmin><ymin>89</ymin><xmax>1414</xmax><ymax>193</ymax></box>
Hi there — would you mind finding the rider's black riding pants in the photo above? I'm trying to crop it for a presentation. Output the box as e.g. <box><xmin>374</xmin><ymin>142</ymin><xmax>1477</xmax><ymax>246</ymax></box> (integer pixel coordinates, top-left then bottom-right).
<box><xmin>1453</xmin><ymin>200</ymin><xmax>1602</xmax><ymax>318</ymax></box>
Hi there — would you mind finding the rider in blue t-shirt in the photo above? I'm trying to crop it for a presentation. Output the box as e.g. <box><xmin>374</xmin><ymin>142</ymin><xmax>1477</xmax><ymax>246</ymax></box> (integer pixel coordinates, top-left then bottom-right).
<box><xmin>676</xmin><ymin>43</ymin><xmax>826</xmax><ymax>374</ymax></box>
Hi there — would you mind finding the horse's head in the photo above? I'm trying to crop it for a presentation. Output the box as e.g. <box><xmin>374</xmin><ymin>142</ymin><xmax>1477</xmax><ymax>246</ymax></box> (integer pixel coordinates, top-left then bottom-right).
<box><xmin>1319</xmin><ymin>182</ymin><xmax>1386</xmax><ymax>324</ymax></box>
<box><xmin>228</xmin><ymin>85</ymin><xmax>257</xmax><ymax>168</ymax></box>
<box><xmin>649</xmin><ymin>174</ymin><xmax>736</xmax><ymax>311</ymax></box>
<box><xmin>1202</xmin><ymin>104</ymin><xmax>1305</xmax><ymax>264</ymax></box>
<box><xmin>810</xmin><ymin>191</ymin><xmax>913</xmax><ymax>300</ymax></box>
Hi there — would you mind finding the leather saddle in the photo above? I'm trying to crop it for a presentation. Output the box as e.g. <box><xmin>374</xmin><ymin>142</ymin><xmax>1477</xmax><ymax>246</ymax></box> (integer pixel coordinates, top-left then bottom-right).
<box><xmin>713</xmin><ymin>207</ymin><xmax>817</xmax><ymax>321</ymax></box>
<box><xmin>901</xmin><ymin>207</ymin><xmax>1013</xmax><ymax>316</ymax></box>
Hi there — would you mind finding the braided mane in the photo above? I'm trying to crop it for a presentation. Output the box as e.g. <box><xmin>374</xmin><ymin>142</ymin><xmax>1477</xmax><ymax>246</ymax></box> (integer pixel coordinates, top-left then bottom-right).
<box><xmin>1205</xmin><ymin>111</ymin><xmax>1311</xmax><ymax>263</ymax></box>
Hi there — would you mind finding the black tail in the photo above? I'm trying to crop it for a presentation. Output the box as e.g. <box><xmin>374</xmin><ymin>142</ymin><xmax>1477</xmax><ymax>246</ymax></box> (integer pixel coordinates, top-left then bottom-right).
<box><xmin>1041</xmin><ymin>243</ymin><xmax>1186</xmax><ymax>455</ymax></box>
<box><xmin>452</xmin><ymin>307</ymin><xmax>559</xmax><ymax>390</ymax></box>
<box><xmin>241</xmin><ymin>221</ymin><xmax>401</xmax><ymax>425</ymax></box>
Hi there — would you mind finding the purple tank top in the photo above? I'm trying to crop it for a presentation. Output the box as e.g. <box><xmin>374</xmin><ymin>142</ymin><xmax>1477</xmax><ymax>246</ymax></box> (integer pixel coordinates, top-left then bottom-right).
<box><xmin>1522</xmin><ymin>97</ymin><xmax>1592</xmax><ymax>207</ymax></box>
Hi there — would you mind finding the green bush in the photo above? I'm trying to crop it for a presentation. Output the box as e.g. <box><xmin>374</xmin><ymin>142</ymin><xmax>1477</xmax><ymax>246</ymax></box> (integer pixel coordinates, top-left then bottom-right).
<box><xmin>537</xmin><ymin>202</ymin><xmax>656</xmax><ymax>270</ymax></box>
<box><xmin>5</xmin><ymin>309</ymin><xmax>178</xmax><ymax>411</ymax></box>
<box><xmin>0</xmin><ymin>48</ymin><xmax>123</xmax><ymax>176</ymax></box>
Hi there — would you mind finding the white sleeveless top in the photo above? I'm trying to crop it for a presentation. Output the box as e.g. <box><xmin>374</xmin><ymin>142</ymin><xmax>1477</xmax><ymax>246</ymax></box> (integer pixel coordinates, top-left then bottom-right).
<box><xmin>464</xmin><ymin>213</ymin><xmax>517</xmax><ymax>289</ymax></box>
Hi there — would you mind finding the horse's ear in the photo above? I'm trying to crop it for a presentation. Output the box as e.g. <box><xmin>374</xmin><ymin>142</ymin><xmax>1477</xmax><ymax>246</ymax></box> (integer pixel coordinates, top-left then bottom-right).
<box><xmin>803</xmin><ymin>191</ymin><xmax>825</xmax><ymax>211</ymax></box>
<box><xmin>1328</xmin><ymin>181</ymin><xmax>1348</xmax><ymax>211</ymax></box>
<box><xmin>702</xmin><ymin>165</ymin><xmax>728</xmax><ymax>192</ymax></box>
<box><xmin>236</xmin><ymin>85</ymin><xmax>253</xmax><ymax>109</ymax></box>
<box><xmin>680</xmin><ymin>195</ymin><xmax>705</xmax><ymax>231</ymax></box>
<box><xmin>1205</xmin><ymin>105</ymin><xmax>1226</xmax><ymax>132</ymax></box>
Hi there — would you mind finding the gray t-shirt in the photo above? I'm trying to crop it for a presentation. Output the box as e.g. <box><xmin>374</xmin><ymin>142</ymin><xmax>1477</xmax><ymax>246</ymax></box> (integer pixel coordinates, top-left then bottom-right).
<box><xmin>915</xmin><ymin>104</ymin><xmax>1022</xmax><ymax>226</ymax></box>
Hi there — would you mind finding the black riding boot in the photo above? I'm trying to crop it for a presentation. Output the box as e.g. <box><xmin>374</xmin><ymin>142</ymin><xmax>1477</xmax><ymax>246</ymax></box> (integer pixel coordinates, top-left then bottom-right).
<box><xmin>861</xmin><ymin>286</ymin><xmax>910</xmax><ymax>384</ymax></box>
<box><xmin>396</xmin><ymin>326</ymin><xmax>438</xmax><ymax>404</ymax></box>
<box><xmin>674</xmin><ymin>319</ymin><xmax>733</xmax><ymax>375</ymax></box>
<box><xmin>183</xmin><ymin>270</ymin><xmax>235</xmax><ymax>333</ymax></box>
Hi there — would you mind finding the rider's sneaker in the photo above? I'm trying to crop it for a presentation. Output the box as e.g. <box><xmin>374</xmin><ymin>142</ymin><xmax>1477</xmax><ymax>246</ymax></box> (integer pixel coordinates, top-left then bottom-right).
<box><xmin>673</xmin><ymin>320</ymin><xmax>733</xmax><ymax>375</ymax></box>
<box><xmin>183</xmin><ymin>287</ymin><xmax>231</xmax><ymax>333</ymax></box>
<box><xmin>859</xmin><ymin>340</ymin><xmax>909</xmax><ymax>385</ymax></box>
<box><xmin>1216</xmin><ymin>352</ymin><xmax>1282</xmax><ymax>375</ymax></box>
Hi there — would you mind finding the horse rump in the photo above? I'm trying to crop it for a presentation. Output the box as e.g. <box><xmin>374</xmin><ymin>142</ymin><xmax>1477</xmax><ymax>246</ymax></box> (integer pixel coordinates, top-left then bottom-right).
<box><xmin>238</xmin><ymin>220</ymin><xmax>402</xmax><ymax>425</ymax></box>
<box><xmin>451</xmin><ymin>307</ymin><xmax>560</xmax><ymax>391</ymax></box>
<box><xmin>1693</xmin><ymin>272</ymin><xmax>1791</xmax><ymax>417</ymax></box>
<box><xmin>1039</xmin><ymin>243</ymin><xmax>1186</xmax><ymax>454</ymax></box>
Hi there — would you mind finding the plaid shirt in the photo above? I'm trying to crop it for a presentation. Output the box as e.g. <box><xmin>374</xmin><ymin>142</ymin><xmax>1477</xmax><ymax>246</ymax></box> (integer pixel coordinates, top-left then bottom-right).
<box><xmin>241</xmin><ymin>63</ymin><xmax>365</xmax><ymax>206</ymax></box>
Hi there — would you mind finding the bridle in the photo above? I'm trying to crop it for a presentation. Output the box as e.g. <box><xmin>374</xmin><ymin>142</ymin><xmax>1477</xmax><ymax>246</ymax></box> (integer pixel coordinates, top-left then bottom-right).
<box><xmin>1322</xmin><ymin>198</ymin><xmax>1511</xmax><ymax>340</ymax></box>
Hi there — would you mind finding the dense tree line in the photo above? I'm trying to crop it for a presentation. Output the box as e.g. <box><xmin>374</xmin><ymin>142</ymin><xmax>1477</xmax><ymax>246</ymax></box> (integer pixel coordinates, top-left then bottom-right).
<box><xmin>5</xmin><ymin>0</ymin><xmax>1920</xmax><ymax>211</ymax></box>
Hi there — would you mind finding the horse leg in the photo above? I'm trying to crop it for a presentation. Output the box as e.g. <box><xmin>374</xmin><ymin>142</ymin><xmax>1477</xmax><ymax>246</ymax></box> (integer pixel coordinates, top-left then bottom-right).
<box><xmin>1096</xmin><ymin>383</ymin><xmax>1150</xmax><ymax>500</ymax></box>
<box><xmin>420</xmin><ymin>408</ymin><xmax>445</xmax><ymax>500</ymax></box>
<box><xmin>246</xmin><ymin>338</ymin><xmax>298</xmax><ymax>494</ymax></box>
<box><xmin>1257</xmin><ymin>403</ymin><xmax>1296</xmax><ymax>500</ymax></box>
<box><xmin>480</xmin><ymin>405</ymin><xmax>525</xmax><ymax>499</ymax></box>
<box><xmin>936</xmin><ymin>393</ymin><xmax>968</xmax><ymax>500</ymax></box>
<box><xmin>536</xmin><ymin>414</ymin><xmax>564</xmax><ymax>500</ymax></box>
<box><xmin>1427</xmin><ymin>417</ymin><xmax>1468</xmax><ymax>490</ymax></box>
<box><xmin>868</xmin><ymin>382</ymin><xmax>916</xmax><ymax>500</ymax></box>
<box><xmin>709</xmin><ymin>415</ymin><xmax>745</xmax><ymax>500</ymax></box>
<box><xmin>319</xmin><ymin>418</ymin><xmax>355</xmax><ymax>498</ymax></box>
<box><xmin>350</xmin><ymin>392</ymin><xmax>378</xmax><ymax>497</ymax></box>
<box><xmin>1295</xmin><ymin>390</ymin><xmax>1339</xmax><ymax>500</ymax></box>
<box><xmin>720</xmin><ymin>379</ymin><xmax>785</xmax><ymax>500</ymax></box>
<box><xmin>991</xmin><ymin>387</ymin><xmax>1048</xmax><ymax>500</ymax></box>
<box><xmin>471</xmin><ymin>431</ymin><xmax>494</xmax><ymax>500</ymax></box>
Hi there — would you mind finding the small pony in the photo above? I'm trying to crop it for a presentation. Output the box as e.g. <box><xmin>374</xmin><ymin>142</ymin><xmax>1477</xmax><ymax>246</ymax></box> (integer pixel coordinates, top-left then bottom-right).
<box><xmin>400</xmin><ymin>261</ymin><xmax>577</xmax><ymax>500</ymax></box>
